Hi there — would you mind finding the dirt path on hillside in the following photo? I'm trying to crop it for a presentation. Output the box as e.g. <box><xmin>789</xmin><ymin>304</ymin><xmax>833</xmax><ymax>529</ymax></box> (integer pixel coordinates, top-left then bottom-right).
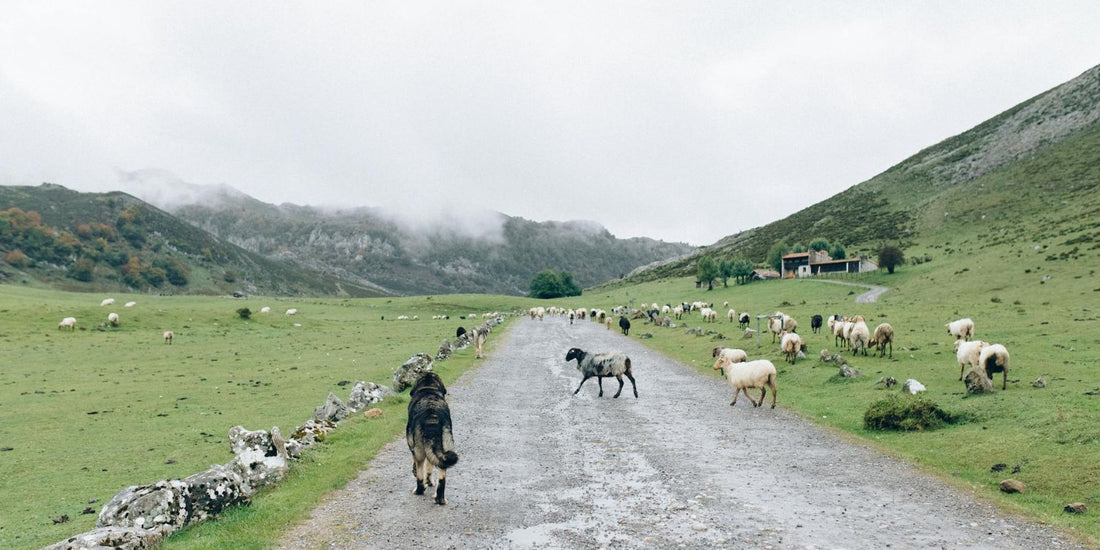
<box><xmin>810</xmin><ymin>279</ymin><xmax>889</xmax><ymax>303</ymax></box>
<box><xmin>276</xmin><ymin>318</ymin><xmax>1081</xmax><ymax>550</ymax></box>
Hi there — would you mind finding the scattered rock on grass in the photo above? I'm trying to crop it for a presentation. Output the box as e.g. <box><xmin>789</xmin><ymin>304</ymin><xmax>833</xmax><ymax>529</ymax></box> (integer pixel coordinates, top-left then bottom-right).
<box><xmin>999</xmin><ymin>479</ymin><xmax>1027</xmax><ymax>494</ymax></box>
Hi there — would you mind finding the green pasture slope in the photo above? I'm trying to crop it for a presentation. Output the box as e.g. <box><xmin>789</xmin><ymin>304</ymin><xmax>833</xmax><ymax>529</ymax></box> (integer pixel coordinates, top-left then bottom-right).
<box><xmin>0</xmin><ymin>285</ymin><xmax>529</xmax><ymax>550</ymax></box>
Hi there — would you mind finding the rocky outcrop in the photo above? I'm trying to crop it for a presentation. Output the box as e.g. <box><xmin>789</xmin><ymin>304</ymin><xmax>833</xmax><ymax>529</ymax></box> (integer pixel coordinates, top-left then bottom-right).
<box><xmin>347</xmin><ymin>381</ymin><xmax>392</xmax><ymax>411</ymax></box>
<box><xmin>44</xmin><ymin>525</ymin><xmax>173</xmax><ymax>550</ymax></box>
<box><xmin>96</xmin><ymin>480</ymin><xmax>190</xmax><ymax>531</ymax></box>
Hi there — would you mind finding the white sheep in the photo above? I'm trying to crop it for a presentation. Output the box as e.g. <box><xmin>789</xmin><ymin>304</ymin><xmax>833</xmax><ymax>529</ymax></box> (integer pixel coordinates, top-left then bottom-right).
<box><xmin>58</xmin><ymin>317</ymin><xmax>77</xmax><ymax>331</ymax></box>
<box><xmin>662</xmin><ymin>304</ymin><xmax>671</xmax><ymax>316</ymax></box>
<box><xmin>727</xmin><ymin>309</ymin><xmax>737</xmax><ymax>323</ymax></box>
<box><xmin>978</xmin><ymin>343</ymin><xmax>1010</xmax><ymax>390</ymax></box>
<box><xmin>955</xmin><ymin>340</ymin><xmax>989</xmax><ymax>381</ymax></box>
<box><xmin>124</xmin><ymin>301</ymin><xmax>137</xmax><ymax>308</ymax></box>
<box><xmin>673</xmin><ymin>305</ymin><xmax>684</xmax><ymax>319</ymax></box>
<box><xmin>713</xmin><ymin>357</ymin><xmax>777</xmax><ymax>408</ymax></box>
<box><xmin>869</xmin><ymin>323</ymin><xmax>894</xmax><ymax>358</ymax></box>
<box><xmin>847</xmin><ymin>320</ymin><xmax>870</xmax><ymax>356</ymax></box>
<box><xmin>100</xmin><ymin>298</ymin><xmax>115</xmax><ymax>307</ymax></box>
<box><xmin>285</xmin><ymin>308</ymin><xmax>298</xmax><ymax>315</ymax></box>
<box><xmin>768</xmin><ymin>312</ymin><xmax>797</xmax><ymax>343</ymax></box>
<box><xmin>565</xmin><ymin>347</ymin><xmax>637</xmax><ymax>398</ymax></box>
<box><xmin>780</xmin><ymin>331</ymin><xmax>805</xmax><ymax>364</ymax></box>
<box><xmin>711</xmin><ymin>347</ymin><xmax>748</xmax><ymax>370</ymax></box>
<box><xmin>946</xmin><ymin>318</ymin><xmax>975</xmax><ymax>341</ymax></box>
<box><xmin>107</xmin><ymin>312</ymin><xmax>120</xmax><ymax>327</ymax></box>
<box><xmin>260</xmin><ymin>306</ymin><xmax>271</xmax><ymax>314</ymax></box>
<box><xmin>833</xmin><ymin>318</ymin><xmax>850</xmax><ymax>349</ymax></box>
<box><xmin>163</xmin><ymin>330</ymin><xmax>174</xmax><ymax>344</ymax></box>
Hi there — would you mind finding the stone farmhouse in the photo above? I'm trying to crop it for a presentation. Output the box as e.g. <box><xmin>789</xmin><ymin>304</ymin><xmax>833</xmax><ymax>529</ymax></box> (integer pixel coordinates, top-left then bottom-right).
<box><xmin>780</xmin><ymin>250</ymin><xmax>878</xmax><ymax>279</ymax></box>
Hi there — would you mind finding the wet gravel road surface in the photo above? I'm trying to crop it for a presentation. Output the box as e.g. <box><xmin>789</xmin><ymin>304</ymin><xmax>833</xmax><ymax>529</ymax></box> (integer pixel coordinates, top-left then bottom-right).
<box><xmin>277</xmin><ymin>317</ymin><xmax>1082</xmax><ymax>549</ymax></box>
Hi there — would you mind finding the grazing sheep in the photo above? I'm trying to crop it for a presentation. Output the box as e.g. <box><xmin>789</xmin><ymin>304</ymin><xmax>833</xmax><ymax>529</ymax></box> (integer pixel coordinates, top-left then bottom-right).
<box><xmin>711</xmin><ymin>347</ymin><xmax>748</xmax><ymax>370</ymax></box>
<box><xmin>107</xmin><ymin>312</ymin><xmax>119</xmax><ymax>327</ymax></box>
<box><xmin>848</xmin><ymin>320</ymin><xmax>870</xmax><ymax>356</ymax></box>
<box><xmin>727</xmin><ymin>309</ymin><xmax>737</xmax><ymax>323</ymax></box>
<box><xmin>833</xmin><ymin>318</ymin><xmax>850</xmax><ymax>349</ymax></box>
<box><xmin>100</xmin><ymin>298</ymin><xmax>114</xmax><ymax>307</ymax></box>
<box><xmin>810</xmin><ymin>314</ymin><xmax>823</xmax><ymax>334</ymax></box>
<box><xmin>163</xmin><ymin>330</ymin><xmax>174</xmax><ymax>344</ymax></box>
<box><xmin>869</xmin><ymin>323</ymin><xmax>894</xmax><ymax>358</ymax></box>
<box><xmin>673</xmin><ymin>305</ymin><xmax>684</xmax><ymax>320</ymax></box>
<box><xmin>955</xmin><ymin>340</ymin><xmax>989</xmax><ymax>381</ymax></box>
<box><xmin>713</xmin><ymin>357</ymin><xmax>777</xmax><ymax>408</ymax></box>
<box><xmin>842</xmin><ymin>321</ymin><xmax>856</xmax><ymax>350</ymax></box>
<box><xmin>285</xmin><ymin>308</ymin><xmax>298</xmax><ymax>315</ymax></box>
<box><xmin>946</xmin><ymin>318</ymin><xmax>975</xmax><ymax>341</ymax></box>
<box><xmin>619</xmin><ymin>316</ymin><xmax>631</xmax><ymax>335</ymax></box>
<box><xmin>779</xmin><ymin>331</ymin><xmax>806</xmax><ymax>364</ymax></box>
<box><xmin>662</xmin><ymin>304</ymin><xmax>671</xmax><ymax>316</ymax></box>
<box><xmin>58</xmin><ymin>317</ymin><xmax>77</xmax><ymax>331</ymax></box>
<box><xmin>565</xmin><ymin>347</ymin><xmax>637</xmax><ymax>398</ymax></box>
<box><xmin>978</xmin><ymin>343</ymin><xmax>1010</xmax><ymax>390</ymax></box>
<box><xmin>259</xmin><ymin>306</ymin><xmax>271</xmax><ymax>314</ymax></box>
<box><xmin>768</xmin><ymin>312</ymin><xmax>796</xmax><ymax>343</ymax></box>
<box><xmin>738</xmin><ymin>312</ymin><xmax>750</xmax><ymax>330</ymax></box>
<box><xmin>124</xmin><ymin>301</ymin><xmax>137</xmax><ymax>308</ymax></box>
<box><xmin>456</xmin><ymin>326</ymin><xmax>467</xmax><ymax>339</ymax></box>
<box><xmin>605</xmin><ymin>317</ymin><xmax>613</xmax><ymax>330</ymax></box>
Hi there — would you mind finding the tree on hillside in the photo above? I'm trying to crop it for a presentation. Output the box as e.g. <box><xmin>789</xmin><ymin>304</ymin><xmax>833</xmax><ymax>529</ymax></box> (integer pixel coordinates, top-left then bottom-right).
<box><xmin>718</xmin><ymin>258</ymin><xmax>734</xmax><ymax>287</ymax></box>
<box><xmin>809</xmin><ymin>238</ymin><xmax>830</xmax><ymax>252</ymax></box>
<box><xmin>831</xmin><ymin>243</ymin><xmax>847</xmax><ymax>260</ymax></box>
<box><xmin>766</xmin><ymin>241</ymin><xmax>790</xmax><ymax>272</ymax></box>
<box><xmin>878</xmin><ymin>245</ymin><xmax>905</xmax><ymax>274</ymax></box>
<box><xmin>529</xmin><ymin>269</ymin><xmax>582</xmax><ymax>299</ymax></box>
<box><xmin>730</xmin><ymin>257</ymin><xmax>754</xmax><ymax>285</ymax></box>
<box><xmin>696</xmin><ymin>256</ymin><xmax>720</xmax><ymax>290</ymax></box>
<box><xmin>791</xmin><ymin>243</ymin><xmax>807</xmax><ymax>253</ymax></box>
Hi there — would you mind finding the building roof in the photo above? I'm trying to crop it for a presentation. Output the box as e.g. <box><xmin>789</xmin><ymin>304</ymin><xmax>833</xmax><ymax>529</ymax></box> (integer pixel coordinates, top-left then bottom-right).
<box><xmin>753</xmin><ymin>269</ymin><xmax>781</xmax><ymax>279</ymax></box>
<box><xmin>781</xmin><ymin>252</ymin><xmax>810</xmax><ymax>259</ymax></box>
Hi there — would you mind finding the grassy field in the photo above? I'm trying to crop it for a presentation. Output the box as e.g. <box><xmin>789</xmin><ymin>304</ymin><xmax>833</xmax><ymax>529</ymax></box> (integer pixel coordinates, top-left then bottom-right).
<box><xmin>0</xmin><ymin>285</ymin><xmax>530</xmax><ymax>550</ymax></box>
<box><xmin>5</xmin><ymin>221</ymin><xmax>1099</xmax><ymax>548</ymax></box>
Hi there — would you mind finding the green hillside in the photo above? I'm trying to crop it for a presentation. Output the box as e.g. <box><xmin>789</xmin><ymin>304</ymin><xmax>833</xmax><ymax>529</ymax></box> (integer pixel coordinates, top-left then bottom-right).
<box><xmin>0</xmin><ymin>184</ymin><xmax>387</xmax><ymax>297</ymax></box>
<box><xmin>628</xmin><ymin>64</ymin><xmax>1100</xmax><ymax>280</ymax></box>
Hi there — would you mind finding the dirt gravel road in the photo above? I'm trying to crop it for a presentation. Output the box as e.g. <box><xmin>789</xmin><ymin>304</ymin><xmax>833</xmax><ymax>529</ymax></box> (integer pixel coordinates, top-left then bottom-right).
<box><xmin>277</xmin><ymin>317</ymin><xmax>1082</xmax><ymax>549</ymax></box>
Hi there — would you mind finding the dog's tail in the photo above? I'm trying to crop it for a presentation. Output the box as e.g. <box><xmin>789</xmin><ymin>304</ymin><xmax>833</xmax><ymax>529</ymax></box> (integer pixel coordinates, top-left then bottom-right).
<box><xmin>438</xmin><ymin>450</ymin><xmax>459</xmax><ymax>468</ymax></box>
<box><xmin>434</xmin><ymin>425</ymin><xmax>459</xmax><ymax>468</ymax></box>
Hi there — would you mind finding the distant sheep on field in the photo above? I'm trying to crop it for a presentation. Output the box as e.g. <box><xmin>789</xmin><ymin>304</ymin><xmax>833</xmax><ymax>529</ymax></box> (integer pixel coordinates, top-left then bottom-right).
<box><xmin>260</xmin><ymin>306</ymin><xmax>271</xmax><ymax>314</ymax></box>
<box><xmin>163</xmin><ymin>330</ymin><xmax>174</xmax><ymax>344</ymax></box>
<box><xmin>100</xmin><ymin>298</ymin><xmax>114</xmax><ymax>307</ymax></box>
<box><xmin>58</xmin><ymin>317</ymin><xmax>77</xmax><ymax>331</ymax></box>
<box><xmin>978</xmin><ymin>343</ymin><xmax>1010</xmax><ymax>390</ymax></box>
<box><xmin>780</xmin><ymin>331</ymin><xmax>805</xmax><ymax>364</ymax></box>
<box><xmin>107</xmin><ymin>312</ymin><xmax>120</xmax><ymax>327</ymax></box>
<box><xmin>738</xmin><ymin>312</ymin><xmax>750</xmax><ymax>330</ymax></box>
<box><xmin>768</xmin><ymin>312</ymin><xmax>796</xmax><ymax>343</ymax></box>
<box><xmin>946</xmin><ymin>318</ymin><xmax>974</xmax><ymax>341</ymax></box>
<box><xmin>124</xmin><ymin>301</ymin><xmax>137</xmax><ymax>308</ymax></box>
<box><xmin>713</xmin><ymin>357</ymin><xmax>777</xmax><ymax>409</ymax></box>
<box><xmin>955</xmin><ymin>340</ymin><xmax>988</xmax><ymax>381</ymax></box>
<box><xmin>711</xmin><ymin>347</ymin><xmax>747</xmax><ymax>370</ymax></box>
<box><xmin>619</xmin><ymin>316</ymin><xmax>631</xmax><ymax>335</ymax></box>
<box><xmin>565</xmin><ymin>347</ymin><xmax>637</xmax><ymax>398</ymax></box>
<box><xmin>869</xmin><ymin>323</ymin><xmax>894</xmax><ymax>358</ymax></box>
<box><xmin>847</xmin><ymin>320</ymin><xmax>870</xmax><ymax>356</ymax></box>
<box><xmin>285</xmin><ymin>308</ymin><xmax>298</xmax><ymax>315</ymax></box>
<box><xmin>810</xmin><ymin>315</ymin><xmax>823</xmax><ymax>334</ymax></box>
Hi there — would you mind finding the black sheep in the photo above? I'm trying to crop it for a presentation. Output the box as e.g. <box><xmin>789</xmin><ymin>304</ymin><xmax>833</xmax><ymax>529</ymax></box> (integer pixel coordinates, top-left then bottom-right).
<box><xmin>618</xmin><ymin>316</ymin><xmax>631</xmax><ymax>335</ymax></box>
<box><xmin>811</xmin><ymin>314</ymin><xmax>823</xmax><ymax>334</ymax></box>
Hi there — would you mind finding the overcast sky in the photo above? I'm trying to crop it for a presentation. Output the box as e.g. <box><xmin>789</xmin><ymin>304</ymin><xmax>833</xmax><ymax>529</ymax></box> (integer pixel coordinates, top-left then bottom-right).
<box><xmin>2</xmin><ymin>2</ymin><xmax>1099</xmax><ymax>245</ymax></box>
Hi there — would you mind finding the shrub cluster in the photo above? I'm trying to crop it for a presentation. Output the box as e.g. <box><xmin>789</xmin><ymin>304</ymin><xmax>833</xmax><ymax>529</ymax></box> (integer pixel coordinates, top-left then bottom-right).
<box><xmin>863</xmin><ymin>394</ymin><xmax>966</xmax><ymax>431</ymax></box>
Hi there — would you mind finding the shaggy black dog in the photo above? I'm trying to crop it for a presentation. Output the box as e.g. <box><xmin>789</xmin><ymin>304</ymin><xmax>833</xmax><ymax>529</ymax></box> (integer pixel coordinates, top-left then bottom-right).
<box><xmin>406</xmin><ymin>372</ymin><xmax>459</xmax><ymax>505</ymax></box>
